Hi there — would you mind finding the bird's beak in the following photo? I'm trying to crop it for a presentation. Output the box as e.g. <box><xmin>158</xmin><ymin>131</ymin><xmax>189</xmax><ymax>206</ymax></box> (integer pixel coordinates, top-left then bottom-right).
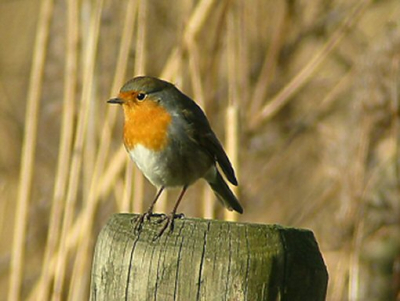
<box><xmin>107</xmin><ymin>97</ymin><xmax>124</xmax><ymax>104</ymax></box>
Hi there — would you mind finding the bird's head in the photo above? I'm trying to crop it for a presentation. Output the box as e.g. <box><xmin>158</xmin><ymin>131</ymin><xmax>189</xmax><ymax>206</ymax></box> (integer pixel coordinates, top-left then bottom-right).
<box><xmin>107</xmin><ymin>76</ymin><xmax>173</xmax><ymax>107</ymax></box>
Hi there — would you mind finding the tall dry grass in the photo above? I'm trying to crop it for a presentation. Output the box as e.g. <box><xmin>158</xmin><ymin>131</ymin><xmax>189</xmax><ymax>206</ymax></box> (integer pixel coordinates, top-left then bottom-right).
<box><xmin>1</xmin><ymin>0</ymin><xmax>400</xmax><ymax>300</ymax></box>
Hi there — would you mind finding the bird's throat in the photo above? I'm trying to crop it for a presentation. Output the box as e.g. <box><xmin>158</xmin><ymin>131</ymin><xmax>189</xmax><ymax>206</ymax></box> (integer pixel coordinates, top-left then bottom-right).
<box><xmin>123</xmin><ymin>102</ymin><xmax>172</xmax><ymax>151</ymax></box>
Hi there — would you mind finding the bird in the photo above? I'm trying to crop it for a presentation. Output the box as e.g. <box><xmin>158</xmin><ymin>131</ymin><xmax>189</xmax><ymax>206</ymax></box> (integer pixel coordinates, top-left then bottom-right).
<box><xmin>108</xmin><ymin>76</ymin><xmax>243</xmax><ymax>236</ymax></box>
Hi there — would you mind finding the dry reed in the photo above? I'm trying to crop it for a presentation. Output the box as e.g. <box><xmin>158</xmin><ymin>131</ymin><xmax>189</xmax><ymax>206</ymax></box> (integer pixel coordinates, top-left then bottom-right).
<box><xmin>8</xmin><ymin>0</ymin><xmax>54</xmax><ymax>300</ymax></box>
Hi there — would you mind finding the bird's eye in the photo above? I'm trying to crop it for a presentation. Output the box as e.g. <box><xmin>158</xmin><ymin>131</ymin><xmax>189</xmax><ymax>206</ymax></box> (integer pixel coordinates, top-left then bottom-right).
<box><xmin>136</xmin><ymin>93</ymin><xmax>146</xmax><ymax>101</ymax></box>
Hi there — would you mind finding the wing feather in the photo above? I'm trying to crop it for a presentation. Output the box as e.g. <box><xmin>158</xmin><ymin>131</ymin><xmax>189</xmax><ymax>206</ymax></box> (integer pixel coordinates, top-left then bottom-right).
<box><xmin>177</xmin><ymin>93</ymin><xmax>238</xmax><ymax>186</ymax></box>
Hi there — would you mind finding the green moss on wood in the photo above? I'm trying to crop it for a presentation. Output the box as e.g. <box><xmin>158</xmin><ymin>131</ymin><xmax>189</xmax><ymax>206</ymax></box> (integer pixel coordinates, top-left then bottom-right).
<box><xmin>90</xmin><ymin>214</ymin><xmax>328</xmax><ymax>301</ymax></box>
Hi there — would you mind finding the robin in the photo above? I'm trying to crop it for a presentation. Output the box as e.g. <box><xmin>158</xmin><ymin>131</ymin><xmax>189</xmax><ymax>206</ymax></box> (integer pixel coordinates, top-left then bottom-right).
<box><xmin>108</xmin><ymin>76</ymin><xmax>243</xmax><ymax>235</ymax></box>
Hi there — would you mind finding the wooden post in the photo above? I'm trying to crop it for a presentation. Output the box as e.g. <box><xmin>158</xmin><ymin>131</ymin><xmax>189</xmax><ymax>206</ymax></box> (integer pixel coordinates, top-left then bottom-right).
<box><xmin>90</xmin><ymin>214</ymin><xmax>328</xmax><ymax>301</ymax></box>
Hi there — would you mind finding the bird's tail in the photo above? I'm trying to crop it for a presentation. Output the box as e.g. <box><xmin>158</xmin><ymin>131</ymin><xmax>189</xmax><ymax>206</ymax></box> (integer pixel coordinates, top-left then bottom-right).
<box><xmin>207</xmin><ymin>170</ymin><xmax>243</xmax><ymax>214</ymax></box>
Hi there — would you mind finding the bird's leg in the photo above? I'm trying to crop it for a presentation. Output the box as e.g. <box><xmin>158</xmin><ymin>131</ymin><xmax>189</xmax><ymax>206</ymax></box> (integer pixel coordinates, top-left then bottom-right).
<box><xmin>134</xmin><ymin>186</ymin><xmax>165</xmax><ymax>232</ymax></box>
<box><xmin>156</xmin><ymin>185</ymin><xmax>187</xmax><ymax>238</ymax></box>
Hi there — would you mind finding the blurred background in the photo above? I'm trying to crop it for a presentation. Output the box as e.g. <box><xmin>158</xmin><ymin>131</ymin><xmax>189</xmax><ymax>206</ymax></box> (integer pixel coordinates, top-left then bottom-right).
<box><xmin>1</xmin><ymin>0</ymin><xmax>400</xmax><ymax>300</ymax></box>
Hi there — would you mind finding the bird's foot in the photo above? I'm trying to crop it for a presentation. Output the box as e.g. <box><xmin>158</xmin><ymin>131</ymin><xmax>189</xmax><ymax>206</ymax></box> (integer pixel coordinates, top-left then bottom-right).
<box><xmin>133</xmin><ymin>211</ymin><xmax>154</xmax><ymax>232</ymax></box>
<box><xmin>156</xmin><ymin>213</ymin><xmax>185</xmax><ymax>224</ymax></box>
<box><xmin>149</xmin><ymin>213</ymin><xmax>167</xmax><ymax>220</ymax></box>
<box><xmin>154</xmin><ymin>213</ymin><xmax>185</xmax><ymax>239</ymax></box>
<box><xmin>154</xmin><ymin>214</ymin><xmax>175</xmax><ymax>239</ymax></box>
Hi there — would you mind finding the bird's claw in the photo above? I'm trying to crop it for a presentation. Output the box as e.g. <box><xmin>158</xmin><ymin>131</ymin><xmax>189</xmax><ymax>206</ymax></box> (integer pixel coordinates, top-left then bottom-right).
<box><xmin>149</xmin><ymin>213</ymin><xmax>167</xmax><ymax>220</ymax></box>
<box><xmin>134</xmin><ymin>212</ymin><xmax>184</xmax><ymax>239</ymax></box>
<box><xmin>156</xmin><ymin>213</ymin><xmax>184</xmax><ymax>224</ymax></box>
<box><xmin>154</xmin><ymin>214</ymin><xmax>175</xmax><ymax>239</ymax></box>
<box><xmin>133</xmin><ymin>211</ymin><xmax>153</xmax><ymax>232</ymax></box>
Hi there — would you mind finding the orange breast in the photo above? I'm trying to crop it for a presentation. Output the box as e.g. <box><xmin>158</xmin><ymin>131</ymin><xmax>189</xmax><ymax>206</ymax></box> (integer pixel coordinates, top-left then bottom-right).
<box><xmin>123</xmin><ymin>101</ymin><xmax>172</xmax><ymax>151</ymax></box>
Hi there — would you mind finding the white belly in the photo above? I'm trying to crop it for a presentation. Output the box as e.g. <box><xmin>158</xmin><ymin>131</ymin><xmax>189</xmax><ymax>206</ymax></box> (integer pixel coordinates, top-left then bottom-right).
<box><xmin>127</xmin><ymin>143</ymin><xmax>213</xmax><ymax>188</ymax></box>
<box><xmin>128</xmin><ymin>144</ymin><xmax>166</xmax><ymax>187</ymax></box>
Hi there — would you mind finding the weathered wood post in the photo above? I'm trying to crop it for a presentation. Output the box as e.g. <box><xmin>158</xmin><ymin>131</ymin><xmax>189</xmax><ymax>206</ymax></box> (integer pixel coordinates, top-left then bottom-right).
<box><xmin>90</xmin><ymin>214</ymin><xmax>328</xmax><ymax>301</ymax></box>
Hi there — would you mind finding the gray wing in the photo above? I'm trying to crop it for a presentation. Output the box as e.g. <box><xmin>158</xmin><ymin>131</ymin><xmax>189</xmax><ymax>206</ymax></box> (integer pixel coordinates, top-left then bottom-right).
<box><xmin>177</xmin><ymin>93</ymin><xmax>238</xmax><ymax>186</ymax></box>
